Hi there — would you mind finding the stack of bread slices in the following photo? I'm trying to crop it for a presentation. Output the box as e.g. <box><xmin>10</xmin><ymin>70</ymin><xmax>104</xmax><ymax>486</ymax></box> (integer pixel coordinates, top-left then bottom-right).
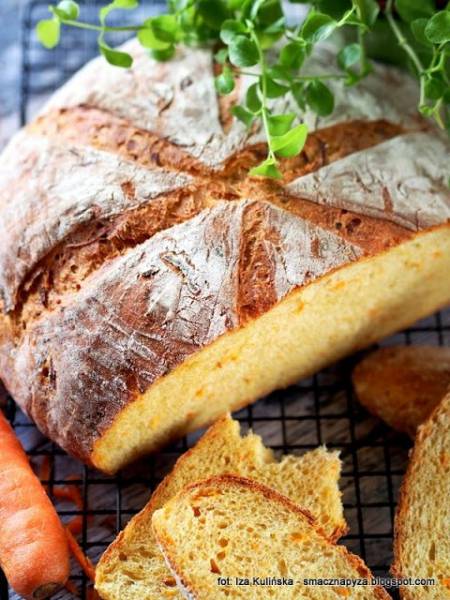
<box><xmin>96</xmin><ymin>415</ymin><xmax>389</xmax><ymax>599</ymax></box>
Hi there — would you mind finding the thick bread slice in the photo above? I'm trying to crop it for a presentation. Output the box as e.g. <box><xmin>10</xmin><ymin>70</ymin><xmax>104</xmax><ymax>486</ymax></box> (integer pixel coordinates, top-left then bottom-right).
<box><xmin>152</xmin><ymin>475</ymin><xmax>390</xmax><ymax>600</ymax></box>
<box><xmin>353</xmin><ymin>346</ymin><xmax>450</xmax><ymax>437</ymax></box>
<box><xmin>392</xmin><ymin>392</ymin><xmax>450</xmax><ymax>599</ymax></box>
<box><xmin>95</xmin><ymin>415</ymin><xmax>345</xmax><ymax>600</ymax></box>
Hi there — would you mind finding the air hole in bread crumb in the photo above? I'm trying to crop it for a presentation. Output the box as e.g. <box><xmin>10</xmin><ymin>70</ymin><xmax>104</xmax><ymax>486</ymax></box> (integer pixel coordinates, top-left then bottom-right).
<box><xmin>217</xmin><ymin>551</ymin><xmax>226</xmax><ymax>560</ymax></box>
<box><xmin>118</xmin><ymin>553</ymin><xmax>128</xmax><ymax>561</ymax></box>
<box><xmin>278</xmin><ymin>559</ymin><xmax>288</xmax><ymax>576</ymax></box>
<box><xmin>210</xmin><ymin>558</ymin><xmax>221</xmax><ymax>574</ymax></box>
<box><xmin>429</xmin><ymin>542</ymin><xmax>436</xmax><ymax>561</ymax></box>
<box><xmin>192</xmin><ymin>506</ymin><xmax>201</xmax><ymax>517</ymax></box>
<box><xmin>218</xmin><ymin>522</ymin><xmax>229</xmax><ymax>529</ymax></box>
<box><xmin>219</xmin><ymin>538</ymin><xmax>229</xmax><ymax>547</ymax></box>
<box><xmin>163</xmin><ymin>578</ymin><xmax>177</xmax><ymax>587</ymax></box>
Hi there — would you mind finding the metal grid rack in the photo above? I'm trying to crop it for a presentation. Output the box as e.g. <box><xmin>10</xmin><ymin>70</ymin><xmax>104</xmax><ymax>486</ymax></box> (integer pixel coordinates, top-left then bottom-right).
<box><xmin>2</xmin><ymin>1</ymin><xmax>449</xmax><ymax>597</ymax></box>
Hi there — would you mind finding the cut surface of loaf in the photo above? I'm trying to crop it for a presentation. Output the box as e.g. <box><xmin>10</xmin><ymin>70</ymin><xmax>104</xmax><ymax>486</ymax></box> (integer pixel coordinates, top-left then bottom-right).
<box><xmin>393</xmin><ymin>392</ymin><xmax>450</xmax><ymax>599</ymax></box>
<box><xmin>353</xmin><ymin>346</ymin><xmax>450</xmax><ymax>437</ymax></box>
<box><xmin>95</xmin><ymin>414</ymin><xmax>345</xmax><ymax>600</ymax></box>
<box><xmin>152</xmin><ymin>474</ymin><xmax>390</xmax><ymax>599</ymax></box>
<box><xmin>0</xmin><ymin>39</ymin><xmax>450</xmax><ymax>471</ymax></box>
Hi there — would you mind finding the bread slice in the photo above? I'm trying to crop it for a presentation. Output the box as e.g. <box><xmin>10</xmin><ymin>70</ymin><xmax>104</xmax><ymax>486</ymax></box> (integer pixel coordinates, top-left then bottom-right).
<box><xmin>392</xmin><ymin>392</ymin><xmax>450</xmax><ymax>599</ymax></box>
<box><xmin>95</xmin><ymin>415</ymin><xmax>346</xmax><ymax>600</ymax></box>
<box><xmin>353</xmin><ymin>346</ymin><xmax>450</xmax><ymax>437</ymax></box>
<box><xmin>152</xmin><ymin>474</ymin><xmax>390</xmax><ymax>600</ymax></box>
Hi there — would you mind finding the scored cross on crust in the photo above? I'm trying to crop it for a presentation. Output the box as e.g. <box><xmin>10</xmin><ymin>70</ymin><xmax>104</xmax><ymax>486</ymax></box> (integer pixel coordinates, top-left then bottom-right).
<box><xmin>0</xmin><ymin>40</ymin><xmax>449</xmax><ymax>473</ymax></box>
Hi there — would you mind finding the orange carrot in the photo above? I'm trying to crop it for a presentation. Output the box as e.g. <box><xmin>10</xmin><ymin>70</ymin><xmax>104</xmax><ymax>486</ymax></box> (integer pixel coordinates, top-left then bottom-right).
<box><xmin>65</xmin><ymin>529</ymin><xmax>96</xmax><ymax>583</ymax></box>
<box><xmin>67</xmin><ymin>516</ymin><xmax>83</xmax><ymax>536</ymax></box>
<box><xmin>0</xmin><ymin>412</ymin><xmax>70</xmax><ymax>599</ymax></box>
<box><xmin>87</xmin><ymin>587</ymin><xmax>101</xmax><ymax>600</ymax></box>
<box><xmin>39</xmin><ymin>456</ymin><xmax>51</xmax><ymax>490</ymax></box>
<box><xmin>54</xmin><ymin>486</ymin><xmax>83</xmax><ymax>509</ymax></box>
<box><xmin>65</xmin><ymin>579</ymin><xmax>79</xmax><ymax>596</ymax></box>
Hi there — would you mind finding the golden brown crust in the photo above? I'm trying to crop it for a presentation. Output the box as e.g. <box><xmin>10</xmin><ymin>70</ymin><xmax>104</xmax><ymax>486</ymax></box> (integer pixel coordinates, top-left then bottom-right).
<box><xmin>155</xmin><ymin>474</ymin><xmax>390</xmax><ymax>600</ymax></box>
<box><xmin>0</xmin><ymin>41</ymin><xmax>449</xmax><ymax>468</ymax></box>
<box><xmin>353</xmin><ymin>346</ymin><xmax>450</xmax><ymax>437</ymax></box>
<box><xmin>392</xmin><ymin>392</ymin><xmax>450</xmax><ymax>599</ymax></box>
<box><xmin>4</xmin><ymin>200</ymin><xmax>360</xmax><ymax>463</ymax></box>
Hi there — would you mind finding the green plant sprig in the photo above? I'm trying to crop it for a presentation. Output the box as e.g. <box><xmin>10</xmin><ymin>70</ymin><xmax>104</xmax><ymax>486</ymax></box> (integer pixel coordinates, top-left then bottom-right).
<box><xmin>37</xmin><ymin>0</ymin><xmax>450</xmax><ymax>179</ymax></box>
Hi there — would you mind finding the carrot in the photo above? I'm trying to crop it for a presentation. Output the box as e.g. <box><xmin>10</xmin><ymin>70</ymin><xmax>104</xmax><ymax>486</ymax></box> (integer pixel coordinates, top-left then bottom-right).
<box><xmin>66</xmin><ymin>516</ymin><xmax>83</xmax><ymax>536</ymax></box>
<box><xmin>0</xmin><ymin>412</ymin><xmax>70</xmax><ymax>599</ymax></box>
<box><xmin>64</xmin><ymin>580</ymin><xmax>79</xmax><ymax>596</ymax></box>
<box><xmin>65</xmin><ymin>528</ymin><xmax>96</xmax><ymax>583</ymax></box>
<box><xmin>39</xmin><ymin>456</ymin><xmax>51</xmax><ymax>492</ymax></box>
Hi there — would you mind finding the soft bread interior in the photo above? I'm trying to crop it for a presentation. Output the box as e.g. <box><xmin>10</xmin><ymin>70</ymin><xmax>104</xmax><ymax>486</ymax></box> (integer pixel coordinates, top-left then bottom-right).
<box><xmin>95</xmin><ymin>416</ymin><xmax>345</xmax><ymax>600</ymax></box>
<box><xmin>393</xmin><ymin>392</ymin><xmax>450</xmax><ymax>599</ymax></box>
<box><xmin>93</xmin><ymin>225</ymin><xmax>450</xmax><ymax>473</ymax></box>
<box><xmin>152</xmin><ymin>475</ymin><xmax>389</xmax><ymax>599</ymax></box>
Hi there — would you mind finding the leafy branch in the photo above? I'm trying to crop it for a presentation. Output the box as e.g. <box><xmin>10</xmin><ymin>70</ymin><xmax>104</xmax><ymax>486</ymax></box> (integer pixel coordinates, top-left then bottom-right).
<box><xmin>37</xmin><ymin>0</ymin><xmax>450</xmax><ymax>179</ymax></box>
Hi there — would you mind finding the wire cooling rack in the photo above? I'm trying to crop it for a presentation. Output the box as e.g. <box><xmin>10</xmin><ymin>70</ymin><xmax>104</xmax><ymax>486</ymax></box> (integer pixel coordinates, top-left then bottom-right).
<box><xmin>2</xmin><ymin>1</ymin><xmax>450</xmax><ymax>598</ymax></box>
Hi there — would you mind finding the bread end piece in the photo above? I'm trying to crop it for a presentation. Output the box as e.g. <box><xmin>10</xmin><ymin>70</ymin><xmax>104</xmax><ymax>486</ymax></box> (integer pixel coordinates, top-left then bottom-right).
<box><xmin>392</xmin><ymin>392</ymin><xmax>450</xmax><ymax>600</ymax></box>
<box><xmin>353</xmin><ymin>345</ymin><xmax>450</xmax><ymax>437</ymax></box>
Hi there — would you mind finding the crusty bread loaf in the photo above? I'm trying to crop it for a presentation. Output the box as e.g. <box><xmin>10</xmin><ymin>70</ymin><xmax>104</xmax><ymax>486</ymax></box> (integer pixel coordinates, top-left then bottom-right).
<box><xmin>95</xmin><ymin>414</ymin><xmax>345</xmax><ymax>600</ymax></box>
<box><xmin>353</xmin><ymin>346</ymin><xmax>450</xmax><ymax>437</ymax></box>
<box><xmin>152</xmin><ymin>474</ymin><xmax>390</xmax><ymax>599</ymax></box>
<box><xmin>392</xmin><ymin>392</ymin><xmax>450</xmax><ymax>599</ymax></box>
<box><xmin>0</xmin><ymin>40</ymin><xmax>449</xmax><ymax>472</ymax></box>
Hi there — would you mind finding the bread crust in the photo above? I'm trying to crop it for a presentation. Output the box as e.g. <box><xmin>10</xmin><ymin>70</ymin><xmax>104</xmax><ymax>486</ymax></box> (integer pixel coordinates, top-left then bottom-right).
<box><xmin>353</xmin><ymin>345</ymin><xmax>450</xmax><ymax>437</ymax></box>
<box><xmin>392</xmin><ymin>392</ymin><xmax>450</xmax><ymax>599</ymax></box>
<box><xmin>153</xmin><ymin>474</ymin><xmax>390</xmax><ymax>600</ymax></box>
<box><xmin>0</xmin><ymin>40</ymin><xmax>449</xmax><ymax>469</ymax></box>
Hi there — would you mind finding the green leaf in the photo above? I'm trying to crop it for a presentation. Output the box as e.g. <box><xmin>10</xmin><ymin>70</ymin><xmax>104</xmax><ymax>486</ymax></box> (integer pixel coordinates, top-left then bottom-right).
<box><xmin>267</xmin><ymin>64</ymin><xmax>291</xmax><ymax>81</ymax></box>
<box><xmin>138</xmin><ymin>25</ymin><xmax>170</xmax><ymax>50</ymax></box>
<box><xmin>264</xmin><ymin>76</ymin><xmax>289</xmax><ymax>98</ymax></box>
<box><xmin>338</xmin><ymin>43</ymin><xmax>362</xmax><ymax>69</ymax></box>
<box><xmin>271</xmin><ymin>123</ymin><xmax>308</xmax><ymax>158</ymax></box>
<box><xmin>395</xmin><ymin>0</ymin><xmax>434</xmax><ymax>23</ymax></box>
<box><xmin>114</xmin><ymin>0</ymin><xmax>138</xmax><ymax>7</ymax></box>
<box><xmin>215</xmin><ymin>67</ymin><xmax>235</xmax><ymax>94</ymax></box>
<box><xmin>138</xmin><ymin>15</ymin><xmax>178</xmax><ymax>50</ymax></box>
<box><xmin>36</xmin><ymin>18</ymin><xmax>60</xmax><ymax>49</ymax></box>
<box><xmin>354</xmin><ymin>0</ymin><xmax>379</xmax><ymax>27</ymax></box>
<box><xmin>100</xmin><ymin>0</ymin><xmax>138</xmax><ymax>25</ymax></box>
<box><xmin>279</xmin><ymin>42</ymin><xmax>305</xmax><ymax>70</ymax></box>
<box><xmin>267</xmin><ymin>113</ymin><xmax>296</xmax><ymax>136</ymax></box>
<box><xmin>220</xmin><ymin>19</ymin><xmax>247</xmax><ymax>44</ymax></box>
<box><xmin>99</xmin><ymin>38</ymin><xmax>133</xmax><ymax>67</ymax></box>
<box><xmin>215</xmin><ymin>48</ymin><xmax>229</xmax><ymax>64</ymax></box>
<box><xmin>249</xmin><ymin>158</ymin><xmax>283</xmax><ymax>179</ymax></box>
<box><xmin>316</xmin><ymin>0</ymin><xmax>351</xmax><ymax>20</ymax></box>
<box><xmin>424</xmin><ymin>74</ymin><xmax>446</xmax><ymax>100</ymax></box>
<box><xmin>425</xmin><ymin>11</ymin><xmax>450</xmax><ymax>44</ymax></box>
<box><xmin>301</xmin><ymin>12</ymin><xmax>337</xmax><ymax>43</ymax></box>
<box><xmin>228</xmin><ymin>35</ymin><xmax>259</xmax><ymax>67</ymax></box>
<box><xmin>254</xmin><ymin>0</ymin><xmax>283</xmax><ymax>27</ymax></box>
<box><xmin>410</xmin><ymin>18</ymin><xmax>433</xmax><ymax>47</ymax></box>
<box><xmin>305</xmin><ymin>80</ymin><xmax>334</xmax><ymax>116</ymax></box>
<box><xmin>150</xmin><ymin>46</ymin><xmax>176</xmax><ymax>61</ymax></box>
<box><xmin>151</xmin><ymin>15</ymin><xmax>178</xmax><ymax>41</ymax></box>
<box><xmin>291</xmin><ymin>81</ymin><xmax>306</xmax><ymax>110</ymax></box>
<box><xmin>231</xmin><ymin>105</ymin><xmax>255</xmax><ymax>128</ymax></box>
<box><xmin>198</xmin><ymin>0</ymin><xmax>230</xmax><ymax>30</ymax></box>
<box><xmin>54</xmin><ymin>1</ymin><xmax>79</xmax><ymax>20</ymax></box>
<box><xmin>246</xmin><ymin>82</ymin><xmax>262</xmax><ymax>113</ymax></box>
